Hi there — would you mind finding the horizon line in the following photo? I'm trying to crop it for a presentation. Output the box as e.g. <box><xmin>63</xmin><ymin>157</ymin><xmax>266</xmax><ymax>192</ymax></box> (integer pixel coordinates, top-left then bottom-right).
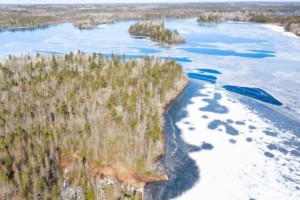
<box><xmin>1</xmin><ymin>1</ymin><xmax>300</xmax><ymax>5</ymax></box>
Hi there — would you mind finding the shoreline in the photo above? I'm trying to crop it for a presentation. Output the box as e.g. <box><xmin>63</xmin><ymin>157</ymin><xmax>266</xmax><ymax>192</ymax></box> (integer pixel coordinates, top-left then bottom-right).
<box><xmin>1</xmin><ymin>20</ymin><xmax>299</xmax><ymax>39</ymax></box>
<box><xmin>135</xmin><ymin>78</ymin><xmax>190</xmax><ymax>186</ymax></box>
<box><xmin>144</xmin><ymin>77</ymin><xmax>190</xmax><ymax>182</ymax></box>
<box><xmin>0</xmin><ymin>24</ymin><xmax>55</xmax><ymax>31</ymax></box>
<box><xmin>147</xmin><ymin>78</ymin><xmax>190</xmax><ymax>179</ymax></box>
<box><xmin>263</xmin><ymin>23</ymin><xmax>299</xmax><ymax>38</ymax></box>
<box><xmin>91</xmin><ymin>77</ymin><xmax>190</xmax><ymax>199</ymax></box>
<box><xmin>83</xmin><ymin>76</ymin><xmax>190</xmax><ymax>197</ymax></box>
<box><xmin>164</xmin><ymin>78</ymin><xmax>190</xmax><ymax>113</ymax></box>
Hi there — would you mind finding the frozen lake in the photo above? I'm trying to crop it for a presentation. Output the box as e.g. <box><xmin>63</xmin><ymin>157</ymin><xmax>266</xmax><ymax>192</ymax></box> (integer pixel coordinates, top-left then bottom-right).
<box><xmin>1</xmin><ymin>19</ymin><xmax>299</xmax><ymax>199</ymax></box>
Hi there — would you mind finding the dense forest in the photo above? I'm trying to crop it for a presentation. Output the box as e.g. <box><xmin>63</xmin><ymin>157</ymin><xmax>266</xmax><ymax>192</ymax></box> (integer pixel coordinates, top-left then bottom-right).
<box><xmin>0</xmin><ymin>52</ymin><xmax>188</xmax><ymax>199</ymax></box>
<box><xmin>129</xmin><ymin>21</ymin><xmax>186</xmax><ymax>44</ymax></box>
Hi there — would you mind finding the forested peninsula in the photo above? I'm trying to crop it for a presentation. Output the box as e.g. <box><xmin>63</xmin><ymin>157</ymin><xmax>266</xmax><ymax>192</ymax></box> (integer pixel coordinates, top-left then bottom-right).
<box><xmin>197</xmin><ymin>12</ymin><xmax>300</xmax><ymax>36</ymax></box>
<box><xmin>129</xmin><ymin>21</ymin><xmax>186</xmax><ymax>44</ymax></box>
<box><xmin>0</xmin><ymin>52</ymin><xmax>188</xmax><ymax>199</ymax></box>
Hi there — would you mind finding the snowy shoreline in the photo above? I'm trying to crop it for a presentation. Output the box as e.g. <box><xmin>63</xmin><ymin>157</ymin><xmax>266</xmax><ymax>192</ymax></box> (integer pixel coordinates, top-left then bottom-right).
<box><xmin>263</xmin><ymin>24</ymin><xmax>298</xmax><ymax>38</ymax></box>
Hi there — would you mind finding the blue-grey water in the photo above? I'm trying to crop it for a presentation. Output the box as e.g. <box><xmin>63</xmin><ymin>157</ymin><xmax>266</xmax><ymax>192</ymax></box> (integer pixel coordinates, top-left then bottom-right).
<box><xmin>0</xmin><ymin>19</ymin><xmax>299</xmax><ymax>199</ymax></box>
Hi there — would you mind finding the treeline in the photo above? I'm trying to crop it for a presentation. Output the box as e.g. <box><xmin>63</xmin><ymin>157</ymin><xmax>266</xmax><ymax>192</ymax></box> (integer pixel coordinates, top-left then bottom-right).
<box><xmin>197</xmin><ymin>11</ymin><xmax>300</xmax><ymax>36</ymax></box>
<box><xmin>197</xmin><ymin>13</ymin><xmax>223</xmax><ymax>23</ymax></box>
<box><xmin>129</xmin><ymin>21</ymin><xmax>186</xmax><ymax>44</ymax></box>
<box><xmin>0</xmin><ymin>4</ymin><xmax>201</xmax><ymax>30</ymax></box>
<box><xmin>0</xmin><ymin>52</ymin><xmax>188</xmax><ymax>199</ymax></box>
<box><xmin>1</xmin><ymin>4</ymin><xmax>300</xmax><ymax>34</ymax></box>
<box><xmin>0</xmin><ymin>14</ymin><xmax>55</xmax><ymax>29</ymax></box>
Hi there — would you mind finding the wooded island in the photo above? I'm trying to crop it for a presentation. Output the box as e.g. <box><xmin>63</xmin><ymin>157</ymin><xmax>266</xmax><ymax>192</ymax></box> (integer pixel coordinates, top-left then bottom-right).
<box><xmin>129</xmin><ymin>21</ymin><xmax>186</xmax><ymax>44</ymax></box>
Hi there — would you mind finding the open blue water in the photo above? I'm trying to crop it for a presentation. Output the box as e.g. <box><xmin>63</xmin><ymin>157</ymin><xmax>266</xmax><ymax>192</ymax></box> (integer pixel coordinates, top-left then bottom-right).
<box><xmin>197</xmin><ymin>68</ymin><xmax>222</xmax><ymax>74</ymax></box>
<box><xmin>223</xmin><ymin>85</ymin><xmax>283</xmax><ymax>106</ymax></box>
<box><xmin>1</xmin><ymin>19</ymin><xmax>300</xmax><ymax>199</ymax></box>
<box><xmin>179</xmin><ymin>47</ymin><xmax>275</xmax><ymax>58</ymax></box>
<box><xmin>187</xmin><ymin>73</ymin><xmax>218</xmax><ymax>84</ymax></box>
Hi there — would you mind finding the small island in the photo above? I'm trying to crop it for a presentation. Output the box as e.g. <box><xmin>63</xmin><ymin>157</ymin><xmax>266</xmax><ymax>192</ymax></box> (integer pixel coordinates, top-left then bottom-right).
<box><xmin>197</xmin><ymin>13</ymin><xmax>223</xmax><ymax>23</ymax></box>
<box><xmin>73</xmin><ymin>17</ymin><xmax>114</xmax><ymax>30</ymax></box>
<box><xmin>0</xmin><ymin>52</ymin><xmax>188</xmax><ymax>199</ymax></box>
<box><xmin>129</xmin><ymin>21</ymin><xmax>186</xmax><ymax>44</ymax></box>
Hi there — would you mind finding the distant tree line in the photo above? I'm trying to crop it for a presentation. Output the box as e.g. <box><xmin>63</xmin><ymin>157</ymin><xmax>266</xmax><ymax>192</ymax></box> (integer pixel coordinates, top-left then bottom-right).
<box><xmin>0</xmin><ymin>4</ymin><xmax>300</xmax><ymax>35</ymax></box>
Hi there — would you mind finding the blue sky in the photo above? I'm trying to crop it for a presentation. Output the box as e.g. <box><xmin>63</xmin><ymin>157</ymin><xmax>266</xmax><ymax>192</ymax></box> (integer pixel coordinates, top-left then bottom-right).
<box><xmin>0</xmin><ymin>0</ymin><xmax>300</xmax><ymax>4</ymax></box>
